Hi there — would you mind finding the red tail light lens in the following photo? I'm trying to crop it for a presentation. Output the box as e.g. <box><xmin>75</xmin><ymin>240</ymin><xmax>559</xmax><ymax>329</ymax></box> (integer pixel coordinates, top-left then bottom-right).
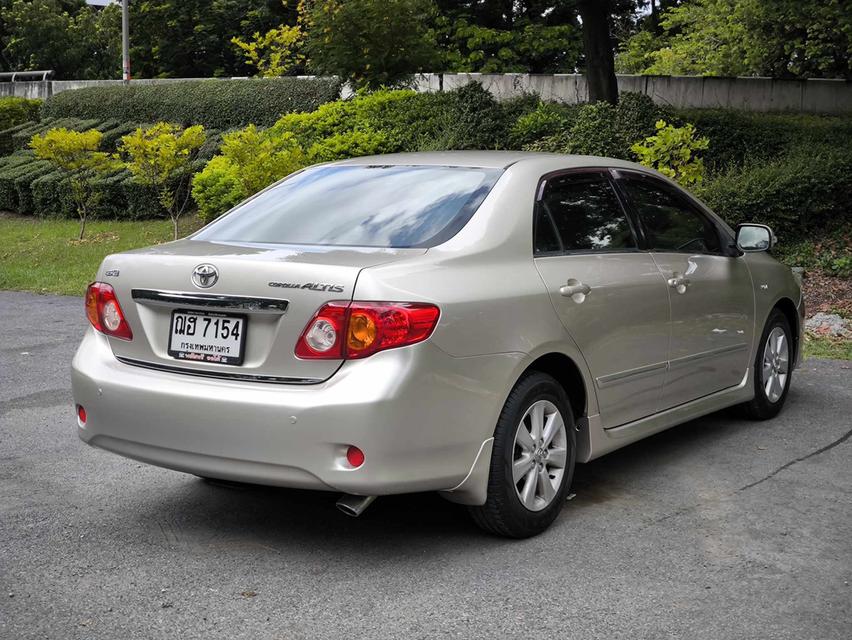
<box><xmin>294</xmin><ymin>301</ymin><xmax>348</xmax><ymax>359</ymax></box>
<box><xmin>295</xmin><ymin>301</ymin><xmax>439</xmax><ymax>360</ymax></box>
<box><xmin>85</xmin><ymin>282</ymin><xmax>133</xmax><ymax>340</ymax></box>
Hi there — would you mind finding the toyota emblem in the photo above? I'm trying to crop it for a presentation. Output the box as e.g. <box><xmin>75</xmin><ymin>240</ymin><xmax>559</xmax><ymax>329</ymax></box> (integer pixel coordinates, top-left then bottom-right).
<box><xmin>191</xmin><ymin>264</ymin><xmax>219</xmax><ymax>288</ymax></box>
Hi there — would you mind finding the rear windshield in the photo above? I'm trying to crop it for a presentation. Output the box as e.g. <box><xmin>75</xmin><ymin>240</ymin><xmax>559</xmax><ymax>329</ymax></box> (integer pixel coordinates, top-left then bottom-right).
<box><xmin>193</xmin><ymin>164</ymin><xmax>503</xmax><ymax>248</ymax></box>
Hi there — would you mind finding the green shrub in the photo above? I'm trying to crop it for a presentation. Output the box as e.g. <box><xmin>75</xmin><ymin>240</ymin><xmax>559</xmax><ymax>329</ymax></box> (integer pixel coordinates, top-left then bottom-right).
<box><xmin>698</xmin><ymin>143</ymin><xmax>852</xmax><ymax>237</ymax></box>
<box><xmin>632</xmin><ymin>120</ymin><xmax>709</xmax><ymax>187</ymax></box>
<box><xmin>773</xmin><ymin>224</ymin><xmax>852</xmax><ymax>279</ymax></box>
<box><xmin>191</xmin><ymin>156</ymin><xmax>245</xmax><ymax>221</ymax></box>
<box><xmin>0</xmin><ymin>156</ymin><xmax>54</xmax><ymax>212</ymax></box>
<box><xmin>522</xmin><ymin>92</ymin><xmax>670</xmax><ymax>158</ymax></box>
<box><xmin>676</xmin><ymin>109</ymin><xmax>852</xmax><ymax>173</ymax></box>
<box><xmin>31</xmin><ymin>170</ymin><xmax>73</xmax><ymax>217</ymax></box>
<box><xmin>192</xmin><ymin>125</ymin><xmax>306</xmax><ymax>221</ymax></box>
<box><xmin>0</xmin><ymin>121</ymin><xmax>37</xmax><ymax>155</ymax></box>
<box><xmin>0</xmin><ymin>97</ymin><xmax>41</xmax><ymax>131</ymax></box>
<box><xmin>508</xmin><ymin>102</ymin><xmax>574</xmax><ymax>148</ymax></box>
<box><xmin>12</xmin><ymin>118</ymin><xmax>102</xmax><ymax>151</ymax></box>
<box><xmin>41</xmin><ymin>78</ymin><xmax>343</xmax><ymax>129</ymax></box>
<box><xmin>308</xmin><ymin>129</ymin><xmax>389</xmax><ymax>162</ymax></box>
<box><xmin>99</xmin><ymin>121</ymin><xmax>144</xmax><ymax>150</ymax></box>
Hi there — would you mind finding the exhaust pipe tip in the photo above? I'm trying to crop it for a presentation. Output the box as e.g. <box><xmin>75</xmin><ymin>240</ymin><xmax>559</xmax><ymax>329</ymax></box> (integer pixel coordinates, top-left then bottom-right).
<box><xmin>336</xmin><ymin>494</ymin><xmax>376</xmax><ymax>518</ymax></box>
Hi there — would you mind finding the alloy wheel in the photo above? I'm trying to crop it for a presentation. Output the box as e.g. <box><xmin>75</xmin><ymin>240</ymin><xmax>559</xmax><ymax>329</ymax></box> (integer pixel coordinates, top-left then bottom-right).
<box><xmin>762</xmin><ymin>326</ymin><xmax>789</xmax><ymax>403</ymax></box>
<box><xmin>512</xmin><ymin>400</ymin><xmax>568</xmax><ymax>512</ymax></box>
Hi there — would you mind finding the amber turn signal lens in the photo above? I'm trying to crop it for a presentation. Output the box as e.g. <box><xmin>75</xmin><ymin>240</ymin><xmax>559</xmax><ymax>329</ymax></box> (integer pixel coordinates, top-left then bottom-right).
<box><xmin>347</xmin><ymin>312</ymin><xmax>377</xmax><ymax>351</ymax></box>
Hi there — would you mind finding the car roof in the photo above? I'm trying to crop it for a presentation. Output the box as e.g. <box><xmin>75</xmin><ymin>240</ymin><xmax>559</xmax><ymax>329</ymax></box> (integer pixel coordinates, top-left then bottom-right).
<box><xmin>331</xmin><ymin>150</ymin><xmax>653</xmax><ymax>172</ymax></box>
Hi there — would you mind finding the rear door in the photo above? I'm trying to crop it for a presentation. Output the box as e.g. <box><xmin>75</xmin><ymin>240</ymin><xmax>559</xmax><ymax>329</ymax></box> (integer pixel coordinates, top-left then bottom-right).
<box><xmin>532</xmin><ymin>170</ymin><xmax>671</xmax><ymax>428</ymax></box>
<box><xmin>613</xmin><ymin>171</ymin><xmax>753</xmax><ymax>408</ymax></box>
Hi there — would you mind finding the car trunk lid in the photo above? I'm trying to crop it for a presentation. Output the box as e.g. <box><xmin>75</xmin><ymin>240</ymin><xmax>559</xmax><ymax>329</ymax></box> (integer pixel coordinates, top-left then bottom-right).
<box><xmin>98</xmin><ymin>239</ymin><xmax>426</xmax><ymax>382</ymax></box>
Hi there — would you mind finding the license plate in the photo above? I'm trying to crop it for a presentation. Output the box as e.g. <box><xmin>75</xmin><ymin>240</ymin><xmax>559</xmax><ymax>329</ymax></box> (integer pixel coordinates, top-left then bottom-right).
<box><xmin>168</xmin><ymin>309</ymin><xmax>246</xmax><ymax>365</ymax></box>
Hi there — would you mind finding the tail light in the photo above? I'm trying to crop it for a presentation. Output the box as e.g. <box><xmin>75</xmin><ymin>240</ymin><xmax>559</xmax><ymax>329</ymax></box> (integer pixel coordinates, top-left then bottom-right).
<box><xmin>85</xmin><ymin>282</ymin><xmax>133</xmax><ymax>340</ymax></box>
<box><xmin>296</xmin><ymin>301</ymin><xmax>439</xmax><ymax>360</ymax></box>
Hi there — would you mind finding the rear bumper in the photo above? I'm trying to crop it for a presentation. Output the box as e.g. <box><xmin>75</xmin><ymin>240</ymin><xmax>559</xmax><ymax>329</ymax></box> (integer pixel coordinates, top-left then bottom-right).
<box><xmin>72</xmin><ymin>330</ymin><xmax>520</xmax><ymax>497</ymax></box>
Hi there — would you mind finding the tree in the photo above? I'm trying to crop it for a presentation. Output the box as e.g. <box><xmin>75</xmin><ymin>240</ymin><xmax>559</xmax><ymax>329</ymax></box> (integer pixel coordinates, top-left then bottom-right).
<box><xmin>30</xmin><ymin>128</ymin><xmax>118</xmax><ymax>239</ymax></box>
<box><xmin>304</xmin><ymin>0</ymin><xmax>439</xmax><ymax>89</ymax></box>
<box><xmin>129</xmin><ymin>0</ymin><xmax>296</xmax><ymax>78</ymax></box>
<box><xmin>119</xmin><ymin>124</ymin><xmax>206</xmax><ymax>240</ymax></box>
<box><xmin>578</xmin><ymin>0</ymin><xmax>619</xmax><ymax>104</ymax></box>
<box><xmin>232</xmin><ymin>24</ymin><xmax>304</xmax><ymax>77</ymax></box>
<box><xmin>616</xmin><ymin>0</ymin><xmax>852</xmax><ymax>79</ymax></box>
<box><xmin>0</xmin><ymin>0</ymin><xmax>120</xmax><ymax>79</ymax></box>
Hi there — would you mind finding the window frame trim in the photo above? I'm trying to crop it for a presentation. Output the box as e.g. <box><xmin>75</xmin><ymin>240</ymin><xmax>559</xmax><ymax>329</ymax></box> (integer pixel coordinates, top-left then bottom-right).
<box><xmin>610</xmin><ymin>168</ymin><xmax>738</xmax><ymax>257</ymax></box>
<box><xmin>532</xmin><ymin>167</ymin><xmax>643</xmax><ymax>258</ymax></box>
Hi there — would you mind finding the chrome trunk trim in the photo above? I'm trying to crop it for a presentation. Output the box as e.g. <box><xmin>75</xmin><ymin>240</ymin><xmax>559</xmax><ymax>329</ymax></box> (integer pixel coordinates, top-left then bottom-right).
<box><xmin>115</xmin><ymin>356</ymin><xmax>322</xmax><ymax>385</ymax></box>
<box><xmin>131</xmin><ymin>289</ymin><xmax>289</xmax><ymax>313</ymax></box>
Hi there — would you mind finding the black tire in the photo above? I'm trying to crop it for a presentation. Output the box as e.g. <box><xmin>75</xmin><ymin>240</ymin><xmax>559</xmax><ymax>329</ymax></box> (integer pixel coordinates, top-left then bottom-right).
<box><xmin>469</xmin><ymin>372</ymin><xmax>576</xmax><ymax>538</ymax></box>
<box><xmin>742</xmin><ymin>308</ymin><xmax>793</xmax><ymax>420</ymax></box>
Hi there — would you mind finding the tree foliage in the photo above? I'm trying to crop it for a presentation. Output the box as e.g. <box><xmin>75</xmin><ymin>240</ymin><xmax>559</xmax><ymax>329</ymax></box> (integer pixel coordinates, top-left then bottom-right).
<box><xmin>617</xmin><ymin>0</ymin><xmax>852</xmax><ymax>78</ymax></box>
<box><xmin>119</xmin><ymin>123</ymin><xmax>205</xmax><ymax>239</ymax></box>
<box><xmin>30</xmin><ymin>127</ymin><xmax>118</xmax><ymax>238</ymax></box>
<box><xmin>303</xmin><ymin>0</ymin><xmax>439</xmax><ymax>89</ymax></box>
<box><xmin>1</xmin><ymin>0</ymin><xmax>120</xmax><ymax>79</ymax></box>
<box><xmin>232</xmin><ymin>24</ymin><xmax>304</xmax><ymax>78</ymax></box>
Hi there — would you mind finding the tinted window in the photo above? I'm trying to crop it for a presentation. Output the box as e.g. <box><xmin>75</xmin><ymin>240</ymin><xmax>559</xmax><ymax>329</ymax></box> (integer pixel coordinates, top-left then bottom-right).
<box><xmin>535</xmin><ymin>173</ymin><xmax>636</xmax><ymax>254</ymax></box>
<box><xmin>619</xmin><ymin>176</ymin><xmax>721</xmax><ymax>253</ymax></box>
<box><xmin>194</xmin><ymin>165</ymin><xmax>502</xmax><ymax>248</ymax></box>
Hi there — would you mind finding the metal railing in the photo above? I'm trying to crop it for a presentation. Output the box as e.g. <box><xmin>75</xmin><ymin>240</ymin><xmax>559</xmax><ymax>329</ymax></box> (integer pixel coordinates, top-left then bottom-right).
<box><xmin>0</xmin><ymin>70</ymin><xmax>54</xmax><ymax>82</ymax></box>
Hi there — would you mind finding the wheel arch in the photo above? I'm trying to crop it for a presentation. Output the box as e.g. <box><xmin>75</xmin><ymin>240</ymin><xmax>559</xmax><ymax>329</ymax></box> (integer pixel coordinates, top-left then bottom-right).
<box><xmin>522</xmin><ymin>352</ymin><xmax>588</xmax><ymax>423</ymax></box>
<box><xmin>771</xmin><ymin>296</ymin><xmax>800</xmax><ymax>370</ymax></box>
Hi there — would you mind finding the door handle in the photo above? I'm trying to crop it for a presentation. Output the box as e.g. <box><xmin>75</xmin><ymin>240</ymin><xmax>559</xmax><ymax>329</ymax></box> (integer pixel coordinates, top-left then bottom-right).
<box><xmin>560</xmin><ymin>281</ymin><xmax>591</xmax><ymax>298</ymax></box>
<box><xmin>667</xmin><ymin>276</ymin><xmax>691</xmax><ymax>293</ymax></box>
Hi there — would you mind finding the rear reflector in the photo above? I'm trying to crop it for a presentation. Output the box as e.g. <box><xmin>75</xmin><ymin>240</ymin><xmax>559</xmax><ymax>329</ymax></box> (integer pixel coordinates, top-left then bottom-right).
<box><xmin>76</xmin><ymin>404</ymin><xmax>87</xmax><ymax>426</ymax></box>
<box><xmin>296</xmin><ymin>301</ymin><xmax>439</xmax><ymax>360</ymax></box>
<box><xmin>85</xmin><ymin>282</ymin><xmax>133</xmax><ymax>340</ymax></box>
<box><xmin>346</xmin><ymin>445</ymin><xmax>365</xmax><ymax>468</ymax></box>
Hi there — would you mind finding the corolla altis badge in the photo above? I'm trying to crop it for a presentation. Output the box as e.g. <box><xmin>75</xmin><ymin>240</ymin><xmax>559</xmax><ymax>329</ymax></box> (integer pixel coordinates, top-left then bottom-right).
<box><xmin>268</xmin><ymin>281</ymin><xmax>344</xmax><ymax>293</ymax></box>
<box><xmin>191</xmin><ymin>264</ymin><xmax>219</xmax><ymax>289</ymax></box>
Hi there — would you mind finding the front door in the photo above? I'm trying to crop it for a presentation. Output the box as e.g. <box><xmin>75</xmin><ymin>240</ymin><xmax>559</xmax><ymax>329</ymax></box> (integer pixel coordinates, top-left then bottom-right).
<box><xmin>614</xmin><ymin>171</ymin><xmax>754</xmax><ymax>408</ymax></box>
<box><xmin>532</xmin><ymin>170</ymin><xmax>671</xmax><ymax>428</ymax></box>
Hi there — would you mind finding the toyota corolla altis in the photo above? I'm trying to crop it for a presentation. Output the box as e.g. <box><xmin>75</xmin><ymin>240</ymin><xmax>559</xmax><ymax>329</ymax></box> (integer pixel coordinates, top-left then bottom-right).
<box><xmin>72</xmin><ymin>152</ymin><xmax>803</xmax><ymax>537</ymax></box>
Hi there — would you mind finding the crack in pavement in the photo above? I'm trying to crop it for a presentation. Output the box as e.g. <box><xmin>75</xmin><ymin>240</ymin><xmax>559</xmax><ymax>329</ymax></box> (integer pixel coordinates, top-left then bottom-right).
<box><xmin>736</xmin><ymin>426</ymin><xmax>852</xmax><ymax>492</ymax></box>
<box><xmin>652</xmin><ymin>427</ymin><xmax>852</xmax><ymax>526</ymax></box>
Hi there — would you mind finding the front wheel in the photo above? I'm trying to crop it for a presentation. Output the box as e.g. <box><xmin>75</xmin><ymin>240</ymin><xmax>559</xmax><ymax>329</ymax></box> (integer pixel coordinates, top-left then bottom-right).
<box><xmin>742</xmin><ymin>309</ymin><xmax>793</xmax><ymax>420</ymax></box>
<box><xmin>469</xmin><ymin>372</ymin><xmax>576</xmax><ymax>538</ymax></box>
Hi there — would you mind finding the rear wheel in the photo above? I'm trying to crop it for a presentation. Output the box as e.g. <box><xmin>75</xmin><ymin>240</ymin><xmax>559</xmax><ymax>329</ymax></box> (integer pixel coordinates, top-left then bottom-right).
<box><xmin>742</xmin><ymin>309</ymin><xmax>793</xmax><ymax>420</ymax></box>
<box><xmin>469</xmin><ymin>372</ymin><xmax>576</xmax><ymax>538</ymax></box>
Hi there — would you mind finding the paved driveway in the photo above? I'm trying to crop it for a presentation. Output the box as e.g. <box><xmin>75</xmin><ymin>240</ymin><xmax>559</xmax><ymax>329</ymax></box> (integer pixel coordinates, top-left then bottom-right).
<box><xmin>1</xmin><ymin>291</ymin><xmax>850</xmax><ymax>639</ymax></box>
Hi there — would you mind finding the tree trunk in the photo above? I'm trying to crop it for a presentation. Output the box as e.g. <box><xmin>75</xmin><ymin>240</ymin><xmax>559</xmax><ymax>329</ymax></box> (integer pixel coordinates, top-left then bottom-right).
<box><xmin>578</xmin><ymin>0</ymin><xmax>619</xmax><ymax>105</ymax></box>
<box><xmin>78</xmin><ymin>215</ymin><xmax>86</xmax><ymax>241</ymax></box>
<box><xmin>172</xmin><ymin>215</ymin><xmax>179</xmax><ymax>241</ymax></box>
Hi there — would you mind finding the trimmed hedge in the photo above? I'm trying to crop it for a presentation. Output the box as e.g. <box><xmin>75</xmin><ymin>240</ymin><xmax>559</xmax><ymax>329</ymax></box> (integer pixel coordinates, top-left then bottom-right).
<box><xmin>41</xmin><ymin>78</ymin><xmax>343</xmax><ymax>129</ymax></box>
<box><xmin>0</xmin><ymin>97</ymin><xmax>41</xmax><ymax>131</ymax></box>
<box><xmin>0</xmin><ymin>155</ymin><xmax>54</xmax><ymax>212</ymax></box>
<box><xmin>698</xmin><ymin>143</ymin><xmax>852</xmax><ymax>237</ymax></box>
<box><xmin>675</xmin><ymin>108</ymin><xmax>852</xmax><ymax>172</ymax></box>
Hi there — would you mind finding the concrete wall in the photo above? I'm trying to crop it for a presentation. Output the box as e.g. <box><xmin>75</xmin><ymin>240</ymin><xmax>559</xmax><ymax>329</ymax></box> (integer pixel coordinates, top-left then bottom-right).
<box><xmin>1</xmin><ymin>74</ymin><xmax>850</xmax><ymax>113</ymax></box>
<box><xmin>416</xmin><ymin>73</ymin><xmax>852</xmax><ymax>113</ymax></box>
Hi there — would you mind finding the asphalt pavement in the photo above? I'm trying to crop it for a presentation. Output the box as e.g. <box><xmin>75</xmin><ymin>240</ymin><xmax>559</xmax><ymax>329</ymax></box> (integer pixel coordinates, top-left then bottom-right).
<box><xmin>1</xmin><ymin>290</ymin><xmax>850</xmax><ymax>639</ymax></box>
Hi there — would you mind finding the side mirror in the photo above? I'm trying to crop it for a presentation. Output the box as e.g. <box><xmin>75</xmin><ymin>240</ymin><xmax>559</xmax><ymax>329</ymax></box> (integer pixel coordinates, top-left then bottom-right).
<box><xmin>736</xmin><ymin>223</ymin><xmax>776</xmax><ymax>252</ymax></box>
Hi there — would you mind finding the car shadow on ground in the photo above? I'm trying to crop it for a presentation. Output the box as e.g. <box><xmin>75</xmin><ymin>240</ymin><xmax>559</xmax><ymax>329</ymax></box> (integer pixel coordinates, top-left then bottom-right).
<box><xmin>120</xmin><ymin>388</ymin><xmax>803</xmax><ymax>553</ymax></box>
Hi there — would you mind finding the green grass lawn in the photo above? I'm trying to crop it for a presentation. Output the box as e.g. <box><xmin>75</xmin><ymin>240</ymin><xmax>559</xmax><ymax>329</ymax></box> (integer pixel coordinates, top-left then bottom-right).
<box><xmin>803</xmin><ymin>335</ymin><xmax>852</xmax><ymax>361</ymax></box>
<box><xmin>0</xmin><ymin>213</ymin><xmax>204</xmax><ymax>296</ymax></box>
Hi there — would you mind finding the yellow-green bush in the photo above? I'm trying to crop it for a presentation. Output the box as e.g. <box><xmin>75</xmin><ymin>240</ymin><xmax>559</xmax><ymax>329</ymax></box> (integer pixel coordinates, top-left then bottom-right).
<box><xmin>631</xmin><ymin>120</ymin><xmax>709</xmax><ymax>187</ymax></box>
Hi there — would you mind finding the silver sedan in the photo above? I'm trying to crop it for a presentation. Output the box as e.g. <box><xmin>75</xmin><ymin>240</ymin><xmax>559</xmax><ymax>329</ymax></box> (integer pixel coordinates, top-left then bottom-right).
<box><xmin>72</xmin><ymin>152</ymin><xmax>803</xmax><ymax>537</ymax></box>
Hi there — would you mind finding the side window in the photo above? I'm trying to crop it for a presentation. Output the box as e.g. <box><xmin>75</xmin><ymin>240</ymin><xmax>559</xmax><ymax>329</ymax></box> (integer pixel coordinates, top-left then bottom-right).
<box><xmin>534</xmin><ymin>173</ymin><xmax>636</xmax><ymax>255</ymax></box>
<box><xmin>619</xmin><ymin>176</ymin><xmax>722</xmax><ymax>254</ymax></box>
